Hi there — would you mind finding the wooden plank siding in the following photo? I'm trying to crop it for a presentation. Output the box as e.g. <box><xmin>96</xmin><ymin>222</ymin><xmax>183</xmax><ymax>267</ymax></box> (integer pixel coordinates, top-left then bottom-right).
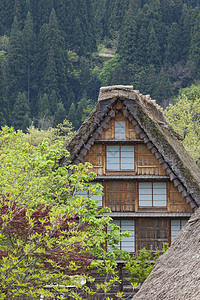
<box><xmin>137</xmin><ymin>144</ymin><xmax>166</xmax><ymax>176</ymax></box>
<box><xmin>97</xmin><ymin>111</ymin><xmax>140</xmax><ymax>140</ymax></box>
<box><xmin>136</xmin><ymin>218</ymin><xmax>169</xmax><ymax>251</ymax></box>
<box><xmin>104</xmin><ymin>181</ymin><xmax>135</xmax><ymax>212</ymax></box>
<box><xmin>168</xmin><ymin>182</ymin><xmax>193</xmax><ymax>213</ymax></box>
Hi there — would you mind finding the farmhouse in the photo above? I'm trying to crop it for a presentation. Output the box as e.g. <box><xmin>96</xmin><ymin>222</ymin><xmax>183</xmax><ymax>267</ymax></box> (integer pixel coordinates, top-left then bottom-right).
<box><xmin>66</xmin><ymin>85</ymin><xmax>200</xmax><ymax>297</ymax></box>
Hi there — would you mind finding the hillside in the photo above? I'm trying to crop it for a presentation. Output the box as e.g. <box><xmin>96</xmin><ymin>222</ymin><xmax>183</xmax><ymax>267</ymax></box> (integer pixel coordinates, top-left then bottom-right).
<box><xmin>0</xmin><ymin>0</ymin><xmax>200</xmax><ymax>130</ymax></box>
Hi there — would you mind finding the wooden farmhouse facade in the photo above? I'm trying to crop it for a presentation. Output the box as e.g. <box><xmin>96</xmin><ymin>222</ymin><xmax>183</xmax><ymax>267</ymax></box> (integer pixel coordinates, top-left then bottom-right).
<box><xmin>66</xmin><ymin>85</ymin><xmax>200</xmax><ymax>297</ymax></box>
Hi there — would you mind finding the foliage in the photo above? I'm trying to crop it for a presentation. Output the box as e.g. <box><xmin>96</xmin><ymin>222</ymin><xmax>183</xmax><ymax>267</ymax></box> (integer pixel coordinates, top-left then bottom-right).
<box><xmin>1</xmin><ymin>0</ymin><xmax>200</xmax><ymax>129</ymax></box>
<box><xmin>0</xmin><ymin>126</ymin><xmax>126</xmax><ymax>299</ymax></box>
<box><xmin>124</xmin><ymin>243</ymin><xmax>169</xmax><ymax>288</ymax></box>
<box><xmin>22</xmin><ymin>119</ymin><xmax>75</xmax><ymax>146</ymax></box>
<box><xmin>165</xmin><ymin>85</ymin><xmax>200</xmax><ymax>164</ymax></box>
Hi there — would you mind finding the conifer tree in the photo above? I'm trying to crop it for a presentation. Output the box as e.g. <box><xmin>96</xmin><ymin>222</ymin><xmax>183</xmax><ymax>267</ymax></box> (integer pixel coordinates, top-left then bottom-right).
<box><xmin>13</xmin><ymin>92</ymin><xmax>30</xmax><ymax>131</ymax></box>
<box><xmin>0</xmin><ymin>62</ymin><xmax>9</xmax><ymax>126</ymax></box>
<box><xmin>153</xmin><ymin>68</ymin><xmax>173</xmax><ymax>104</ymax></box>
<box><xmin>67</xmin><ymin>102</ymin><xmax>79</xmax><ymax>129</ymax></box>
<box><xmin>22</xmin><ymin>11</ymin><xmax>36</xmax><ymax>107</ymax></box>
<box><xmin>38</xmin><ymin>93</ymin><xmax>51</xmax><ymax>118</ymax></box>
<box><xmin>189</xmin><ymin>13</ymin><xmax>200</xmax><ymax>77</ymax></box>
<box><xmin>7</xmin><ymin>16</ymin><xmax>26</xmax><ymax>108</ymax></box>
<box><xmin>54</xmin><ymin>101</ymin><xmax>66</xmax><ymax>126</ymax></box>
<box><xmin>147</xmin><ymin>23</ymin><xmax>161</xmax><ymax>67</ymax></box>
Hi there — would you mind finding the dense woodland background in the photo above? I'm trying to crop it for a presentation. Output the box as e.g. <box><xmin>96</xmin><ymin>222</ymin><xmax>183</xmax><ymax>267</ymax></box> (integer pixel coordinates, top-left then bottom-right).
<box><xmin>1</xmin><ymin>0</ymin><xmax>200</xmax><ymax>131</ymax></box>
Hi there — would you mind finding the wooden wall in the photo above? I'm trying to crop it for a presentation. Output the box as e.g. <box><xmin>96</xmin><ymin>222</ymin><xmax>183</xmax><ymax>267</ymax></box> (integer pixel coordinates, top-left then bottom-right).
<box><xmin>104</xmin><ymin>181</ymin><xmax>136</xmax><ymax>212</ymax></box>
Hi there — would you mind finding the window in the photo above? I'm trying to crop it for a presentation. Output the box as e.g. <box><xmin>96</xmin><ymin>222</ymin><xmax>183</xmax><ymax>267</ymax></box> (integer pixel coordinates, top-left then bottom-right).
<box><xmin>171</xmin><ymin>219</ymin><xmax>187</xmax><ymax>242</ymax></box>
<box><xmin>115</xmin><ymin>121</ymin><xmax>126</xmax><ymax>139</ymax></box>
<box><xmin>76</xmin><ymin>182</ymin><xmax>103</xmax><ymax>207</ymax></box>
<box><xmin>106</xmin><ymin>145</ymin><xmax>134</xmax><ymax>170</ymax></box>
<box><xmin>139</xmin><ymin>182</ymin><xmax>167</xmax><ymax>207</ymax></box>
<box><xmin>107</xmin><ymin>219</ymin><xmax>135</xmax><ymax>252</ymax></box>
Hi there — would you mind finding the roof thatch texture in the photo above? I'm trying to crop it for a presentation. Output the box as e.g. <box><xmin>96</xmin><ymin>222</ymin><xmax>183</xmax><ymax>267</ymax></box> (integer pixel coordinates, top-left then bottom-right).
<box><xmin>134</xmin><ymin>208</ymin><xmax>200</xmax><ymax>300</ymax></box>
<box><xmin>66</xmin><ymin>85</ymin><xmax>200</xmax><ymax>208</ymax></box>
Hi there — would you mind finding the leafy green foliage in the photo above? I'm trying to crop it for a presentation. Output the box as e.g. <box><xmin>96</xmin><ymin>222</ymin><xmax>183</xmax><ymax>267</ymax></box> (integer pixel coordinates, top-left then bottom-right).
<box><xmin>124</xmin><ymin>243</ymin><xmax>169</xmax><ymax>288</ymax></box>
<box><xmin>165</xmin><ymin>84</ymin><xmax>200</xmax><ymax>165</ymax></box>
<box><xmin>0</xmin><ymin>126</ymin><xmax>126</xmax><ymax>299</ymax></box>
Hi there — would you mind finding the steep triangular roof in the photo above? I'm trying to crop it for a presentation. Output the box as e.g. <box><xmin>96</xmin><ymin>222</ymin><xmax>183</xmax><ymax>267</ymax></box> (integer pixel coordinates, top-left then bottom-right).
<box><xmin>133</xmin><ymin>207</ymin><xmax>200</xmax><ymax>299</ymax></box>
<box><xmin>66</xmin><ymin>85</ymin><xmax>200</xmax><ymax>209</ymax></box>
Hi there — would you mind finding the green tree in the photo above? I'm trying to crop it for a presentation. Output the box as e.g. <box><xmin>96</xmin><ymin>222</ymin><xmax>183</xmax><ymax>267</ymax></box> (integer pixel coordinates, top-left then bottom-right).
<box><xmin>147</xmin><ymin>23</ymin><xmax>161</xmax><ymax>67</ymax></box>
<box><xmin>7</xmin><ymin>16</ymin><xmax>26</xmax><ymax>108</ymax></box>
<box><xmin>125</xmin><ymin>244</ymin><xmax>169</xmax><ymax>288</ymax></box>
<box><xmin>12</xmin><ymin>92</ymin><xmax>30</xmax><ymax>131</ymax></box>
<box><xmin>0</xmin><ymin>127</ymin><xmax>125</xmax><ymax>299</ymax></box>
<box><xmin>165</xmin><ymin>86</ymin><xmax>200</xmax><ymax>165</ymax></box>
<box><xmin>54</xmin><ymin>101</ymin><xmax>66</xmax><ymax>126</ymax></box>
<box><xmin>189</xmin><ymin>13</ymin><xmax>200</xmax><ymax>77</ymax></box>
<box><xmin>153</xmin><ymin>68</ymin><xmax>173</xmax><ymax>104</ymax></box>
<box><xmin>0</xmin><ymin>62</ymin><xmax>9</xmax><ymax>126</ymax></box>
<box><xmin>22</xmin><ymin>11</ymin><xmax>36</xmax><ymax>106</ymax></box>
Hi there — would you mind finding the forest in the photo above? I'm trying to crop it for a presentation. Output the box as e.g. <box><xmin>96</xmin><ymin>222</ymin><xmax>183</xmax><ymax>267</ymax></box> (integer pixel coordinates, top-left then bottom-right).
<box><xmin>0</xmin><ymin>0</ymin><xmax>200</xmax><ymax>131</ymax></box>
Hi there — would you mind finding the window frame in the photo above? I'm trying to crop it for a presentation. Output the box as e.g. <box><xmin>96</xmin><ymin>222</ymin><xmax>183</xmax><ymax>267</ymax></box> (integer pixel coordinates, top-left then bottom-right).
<box><xmin>106</xmin><ymin>145</ymin><xmax>135</xmax><ymax>171</ymax></box>
<box><xmin>107</xmin><ymin>219</ymin><xmax>135</xmax><ymax>253</ymax></box>
<box><xmin>138</xmin><ymin>182</ymin><xmax>167</xmax><ymax>208</ymax></box>
<box><xmin>115</xmin><ymin>121</ymin><xmax>126</xmax><ymax>139</ymax></box>
<box><xmin>171</xmin><ymin>219</ymin><xmax>188</xmax><ymax>243</ymax></box>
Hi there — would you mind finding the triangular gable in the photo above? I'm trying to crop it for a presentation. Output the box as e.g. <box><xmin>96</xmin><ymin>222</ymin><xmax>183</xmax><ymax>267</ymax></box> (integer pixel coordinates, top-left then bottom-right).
<box><xmin>66</xmin><ymin>86</ymin><xmax>200</xmax><ymax>209</ymax></box>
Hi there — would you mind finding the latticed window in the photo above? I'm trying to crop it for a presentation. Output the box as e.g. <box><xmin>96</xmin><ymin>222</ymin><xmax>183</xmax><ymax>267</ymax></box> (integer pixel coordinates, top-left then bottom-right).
<box><xmin>139</xmin><ymin>182</ymin><xmax>167</xmax><ymax>207</ymax></box>
<box><xmin>107</xmin><ymin>219</ymin><xmax>135</xmax><ymax>252</ymax></box>
<box><xmin>106</xmin><ymin>145</ymin><xmax>134</xmax><ymax>170</ymax></box>
<box><xmin>115</xmin><ymin>121</ymin><xmax>126</xmax><ymax>139</ymax></box>
<box><xmin>171</xmin><ymin>219</ymin><xmax>187</xmax><ymax>242</ymax></box>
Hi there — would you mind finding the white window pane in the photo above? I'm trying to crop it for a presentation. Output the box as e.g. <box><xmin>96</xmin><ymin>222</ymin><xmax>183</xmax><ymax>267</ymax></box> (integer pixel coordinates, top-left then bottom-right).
<box><xmin>115</xmin><ymin>121</ymin><xmax>126</xmax><ymax>139</ymax></box>
<box><xmin>139</xmin><ymin>194</ymin><xmax>152</xmax><ymax>201</ymax></box>
<box><xmin>139</xmin><ymin>182</ymin><xmax>152</xmax><ymax>189</ymax></box>
<box><xmin>122</xmin><ymin>145</ymin><xmax>134</xmax><ymax>152</ymax></box>
<box><xmin>153</xmin><ymin>194</ymin><xmax>166</xmax><ymax>201</ymax></box>
<box><xmin>107</xmin><ymin>151</ymin><xmax>120</xmax><ymax>158</ymax></box>
<box><xmin>171</xmin><ymin>220</ymin><xmax>181</xmax><ymax>242</ymax></box>
<box><xmin>153</xmin><ymin>188</ymin><xmax>167</xmax><ymax>195</ymax></box>
<box><xmin>107</xmin><ymin>145</ymin><xmax>120</xmax><ymax>152</ymax></box>
<box><xmin>139</xmin><ymin>200</ymin><xmax>152</xmax><ymax>207</ymax></box>
<box><xmin>181</xmin><ymin>220</ymin><xmax>187</xmax><ymax>228</ymax></box>
<box><xmin>171</xmin><ymin>220</ymin><xmax>180</xmax><ymax>227</ymax></box>
<box><xmin>153</xmin><ymin>182</ymin><xmax>166</xmax><ymax>189</ymax></box>
<box><xmin>153</xmin><ymin>199</ymin><xmax>167</xmax><ymax>206</ymax></box>
<box><xmin>139</xmin><ymin>188</ymin><xmax>152</xmax><ymax>195</ymax></box>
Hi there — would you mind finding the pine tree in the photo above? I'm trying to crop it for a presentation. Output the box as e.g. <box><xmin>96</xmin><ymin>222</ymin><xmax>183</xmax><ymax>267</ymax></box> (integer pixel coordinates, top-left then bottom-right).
<box><xmin>67</xmin><ymin>102</ymin><xmax>79</xmax><ymax>129</ymax></box>
<box><xmin>165</xmin><ymin>22</ymin><xmax>183</xmax><ymax>65</ymax></box>
<box><xmin>147</xmin><ymin>23</ymin><xmax>161</xmax><ymax>67</ymax></box>
<box><xmin>0</xmin><ymin>62</ymin><xmax>9</xmax><ymax>126</ymax></box>
<box><xmin>189</xmin><ymin>13</ymin><xmax>200</xmax><ymax>77</ymax></box>
<box><xmin>22</xmin><ymin>11</ymin><xmax>36</xmax><ymax>107</ymax></box>
<box><xmin>153</xmin><ymin>68</ymin><xmax>173</xmax><ymax>105</ymax></box>
<box><xmin>38</xmin><ymin>93</ymin><xmax>51</xmax><ymax>117</ymax></box>
<box><xmin>7</xmin><ymin>16</ymin><xmax>26</xmax><ymax>109</ymax></box>
<box><xmin>38</xmin><ymin>9</ymin><xmax>69</xmax><ymax>112</ymax></box>
<box><xmin>54</xmin><ymin>101</ymin><xmax>66</xmax><ymax>126</ymax></box>
<box><xmin>13</xmin><ymin>92</ymin><xmax>30</xmax><ymax>131</ymax></box>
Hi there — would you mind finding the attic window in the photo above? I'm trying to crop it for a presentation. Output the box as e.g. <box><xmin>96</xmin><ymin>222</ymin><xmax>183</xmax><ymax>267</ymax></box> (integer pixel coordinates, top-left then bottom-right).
<box><xmin>139</xmin><ymin>182</ymin><xmax>167</xmax><ymax>207</ymax></box>
<box><xmin>171</xmin><ymin>219</ymin><xmax>187</xmax><ymax>242</ymax></box>
<box><xmin>115</xmin><ymin>121</ymin><xmax>126</xmax><ymax>139</ymax></box>
<box><xmin>106</xmin><ymin>145</ymin><xmax>134</xmax><ymax>170</ymax></box>
<box><xmin>107</xmin><ymin>219</ymin><xmax>135</xmax><ymax>252</ymax></box>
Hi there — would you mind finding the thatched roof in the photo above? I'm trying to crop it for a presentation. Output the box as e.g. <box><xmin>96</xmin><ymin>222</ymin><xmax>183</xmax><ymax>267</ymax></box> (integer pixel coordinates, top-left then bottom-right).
<box><xmin>66</xmin><ymin>85</ymin><xmax>200</xmax><ymax>209</ymax></box>
<box><xmin>134</xmin><ymin>207</ymin><xmax>200</xmax><ymax>299</ymax></box>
